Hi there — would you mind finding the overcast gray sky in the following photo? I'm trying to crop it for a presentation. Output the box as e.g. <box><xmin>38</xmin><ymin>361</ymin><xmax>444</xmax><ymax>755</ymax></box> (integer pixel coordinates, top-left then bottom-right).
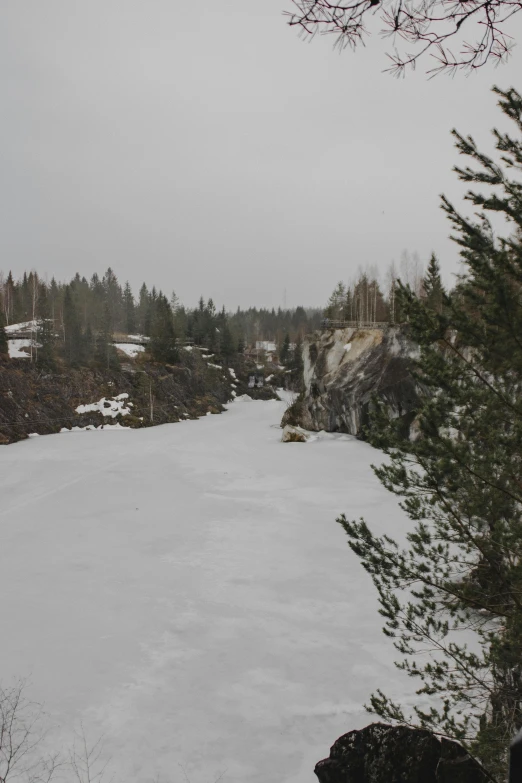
<box><xmin>1</xmin><ymin>1</ymin><xmax>522</xmax><ymax>310</ymax></box>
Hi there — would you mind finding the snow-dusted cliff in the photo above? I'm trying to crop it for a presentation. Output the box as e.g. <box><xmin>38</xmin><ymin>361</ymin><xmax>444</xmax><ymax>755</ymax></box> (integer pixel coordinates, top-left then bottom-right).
<box><xmin>286</xmin><ymin>326</ymin><xmax>421</xmax><ymax>438</ymax></box>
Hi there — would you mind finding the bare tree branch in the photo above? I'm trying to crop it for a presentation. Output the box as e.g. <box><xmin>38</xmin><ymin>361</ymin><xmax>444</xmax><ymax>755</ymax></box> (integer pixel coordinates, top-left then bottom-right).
<box><xmin>0</xmin><ymin>680</ymin><xmax>62</xmax><ymax>783</ymax></box>
<box><xmin>286</xmin><ymin>0</ymin><xmax>521</xmax><ymax>74</ymax></box>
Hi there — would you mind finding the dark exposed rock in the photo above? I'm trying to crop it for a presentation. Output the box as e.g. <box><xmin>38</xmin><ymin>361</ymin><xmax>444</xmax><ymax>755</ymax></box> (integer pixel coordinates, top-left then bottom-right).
<box><xmin>0</xmin><ymin>352</ymin><xmax>276</xmax><ymax>444</ymax></box>
<box><xmin>315</xmin><ymin>723</ymin><xmax>488</xmax><ymax>783</ymax></box>
<box><xmin>284</xmin><ymin>326</ymin><xmax>421</xmax><ymax>438</ymax></box>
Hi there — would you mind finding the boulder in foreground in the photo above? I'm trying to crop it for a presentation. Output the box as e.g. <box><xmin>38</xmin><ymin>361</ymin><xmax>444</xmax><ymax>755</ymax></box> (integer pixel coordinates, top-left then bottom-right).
<box><xmin>281</xmin><ymin>424</ymin><xmax>309</xmax><ymax>443</ymax></box>
<box><xmin>314</xmin><ymin>723</ymin><xmax>488</xmax><ymax>783</ymax></box>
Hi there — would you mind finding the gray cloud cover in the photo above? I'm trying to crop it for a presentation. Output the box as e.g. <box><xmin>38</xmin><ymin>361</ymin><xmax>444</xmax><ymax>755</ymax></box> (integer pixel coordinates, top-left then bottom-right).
<box><xmin>1</xmin><ymin>0</ymin><xmax>522</xmax><ymax>308</ymax></box>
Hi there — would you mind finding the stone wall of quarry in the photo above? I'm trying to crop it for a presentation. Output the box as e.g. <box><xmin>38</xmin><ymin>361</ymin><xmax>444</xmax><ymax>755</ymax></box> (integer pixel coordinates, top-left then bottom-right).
<box><xmin>0</xmin><ymin>352</ymin><xmax>279</xmax><ymax>445</ymax></box>
<box><xmin>284</xmin><ymin>326</ymin><xmax>421</xmax><ymax>438</ymax></box>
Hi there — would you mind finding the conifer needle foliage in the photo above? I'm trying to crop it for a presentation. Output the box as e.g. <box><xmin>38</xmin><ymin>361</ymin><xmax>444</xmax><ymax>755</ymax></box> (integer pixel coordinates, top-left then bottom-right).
<box><xmin>338</xmin><ymin>86</ymin><xmax>522</xmax><ymax>781</ymax></box>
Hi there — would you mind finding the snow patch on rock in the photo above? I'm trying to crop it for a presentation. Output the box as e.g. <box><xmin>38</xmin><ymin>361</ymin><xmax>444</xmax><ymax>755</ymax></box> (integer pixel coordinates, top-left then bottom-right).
<box><xmin>4</xmin><ymin>320</ymin><xmax>38</xmax><ymax>334</ymax></box>
<box><xmin>8</xmin><ymin>339</ymin><xmax>34</xmax><ymax>358</ymax></box>
<box><xmin>114</xmin><ymin>343</ymin><xmax>145</xmax><ymax>358</ymax></box>
<box><xmin>76</xmin><ymin>393</ymin><xmax>132</xmax><ymax>418</ymax></box>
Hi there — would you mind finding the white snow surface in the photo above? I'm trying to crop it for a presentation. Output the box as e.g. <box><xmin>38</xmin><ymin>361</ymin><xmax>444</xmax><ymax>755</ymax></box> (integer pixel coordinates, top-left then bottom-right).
<box><xmin>127</xmin><ymin>334</ymin><xmax>149</xmax><ymax>342</ymax></box>
<box><xmin>113</xmin><ymin>343</ymin><xmax>145</xmax><ymax>358</ymax></box>
<box><xmin>0</xmin><ymin>398</ymin><xmax>417</xmax><ymax>783</ymax></box>
<box><xmin>4</xmin><ymin>320</ymin><xmax>38</xmax><ymax>334</ymax></box>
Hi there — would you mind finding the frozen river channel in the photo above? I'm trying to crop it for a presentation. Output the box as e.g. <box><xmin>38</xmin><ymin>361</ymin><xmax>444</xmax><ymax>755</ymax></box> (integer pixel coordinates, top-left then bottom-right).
<box><xmin>0</xmin><ymin>394</ymin><xmax>413</xmax><ymax>783</ymax></box>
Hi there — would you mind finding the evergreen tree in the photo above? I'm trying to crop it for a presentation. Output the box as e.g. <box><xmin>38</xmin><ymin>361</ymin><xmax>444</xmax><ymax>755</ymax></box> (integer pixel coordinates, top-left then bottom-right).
<box><xmin>138</xmin><ymin>283</ymin><xmax>150</xmax><ymax>335</ymax></box>
<box><xmin>170</xmin><ymin>290</ymin><xmax>180</xmax><ymax>313</ymax></box>
<box><xmin>62</xmin><ymin>287</ymin><xmax>82</xmax><ymax>366</ymax></box>
<box><xmin>338</xmin><ymin>87</ymin><xmax>522</xmax><ymax>781</ymax></box>
<box><xmin>123</xmin><ymin>281</ymin><xmax>136</xmax><ymax>334</ymax></box>
<box><xmin>280</xmin><ymin>333</ymin><xmax>291</xmax><ymax>364</ymax></box>
<box><xmin>103</xmin><ymin>267</ymin><xmax>123</xmax><ymax>331</ymax></box>
<box><xmin>208</xmin><ymin>326</ymin><xmax>219</xmax><ymax>354</ymax></box>
<box><xmin>36</xmin><ymin>289</ymin><xmax>55</xmax><ymax>368</ymax></box>
<box><xmin>324</xmin><ymin>281</ymin><xmax>346</xmax><ymax>320</ymax></box>
<box><xmin>0</xmin><ymin>310</ymin><xmax>8</xmax><ymax>356</ymax></box>
<box><xmin>220</xmin><ymin>323</ymin><xmax>235</xmax><ymax>361</ymax></box>
<box><xmin>89</xmin><ymin>273</ymin><xmax>105</xmax><ymax>332</ymax></box>
<box><xmin>344</xmin><ymin>287</ymin><xmax>353</xmax><ymax>321</ymax></box>
<box><xmin>83</xmin><ymin>323</ymin><xmax>94</xmax><ymax>366</ymax></box>
<box><xmin>48</xmin><ymin>277</ymin><xmax>59</xmax><ymax>327</ymax></box>
<box><xmin>19</xmin><ymin>272</ymin><xmax>30</xmax><ymax>321</ymax></box>
<box><xmin>145</xmin><ymin>287</ymin><xmax>158</xmax><ymax>337</ymax></box>
<box><xmin>173</xmin><ymin>304</ymin><xmax>188</xmax><ymax>340</ymax></box>
<box><xmin>150</xmin><ymin>294</ymin><xmax>179</xmax><ymax>364</ymax></box>
<box><xmin>3</xmin><ymin>271</ymin><xmax>14</xmax><ymax>325</ymax></box>
<box><xmin>423</xmin><ymin>252</ymin><xmax>445</xmax><ymax>313</ymax></box>
<box><xmin>95</xmin><ymin>301</ymin><xmax>119</xmax><ymax>370</ymax></box>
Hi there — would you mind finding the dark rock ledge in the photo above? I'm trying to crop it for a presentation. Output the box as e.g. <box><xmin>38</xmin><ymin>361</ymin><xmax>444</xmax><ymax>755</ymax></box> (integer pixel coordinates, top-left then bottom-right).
<box><xmin>315</xmin><ymin>723</ymin><xmax>488</xmax><ymax>783</ymax></box>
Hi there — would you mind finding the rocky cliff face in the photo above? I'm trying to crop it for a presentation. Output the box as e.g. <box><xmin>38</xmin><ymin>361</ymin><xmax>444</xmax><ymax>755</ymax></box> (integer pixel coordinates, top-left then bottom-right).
<box><xmin>285</xmin><ymin>327</ymin><xmax>420</xmax><ymax>438</ymax></box>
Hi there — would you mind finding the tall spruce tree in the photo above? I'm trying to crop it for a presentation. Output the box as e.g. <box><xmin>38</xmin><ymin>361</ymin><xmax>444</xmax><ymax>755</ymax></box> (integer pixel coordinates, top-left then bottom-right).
<box><xmin>95</xmin><ymin>301</ymin><xmax>119</xmax><ymax>370</ymax></box>
<box><xmin>280</xmin><ymin>333</ymin><xmax>291</xmax><ymax>364</ymax></box>
<box><xmin>150</xmin><ymin>294</ymin><xmax>179</xmax><ymax>364</ymax></box>
<box><xmin>423</xmin><ymin>253</ymin><xmax>445</xmax><ymax>313</ymax></box>
<box><xmin>220</xmin><ymin>323</ymin><xmax>235</xmax><ymax>361</ymax></box>
<box><xmin>324</xmin><ymin>281</ymin><xmax>346</xmax><ymax>319</ymax></box>
<box><xmin>138</xmin><ymin>283</ymin><xmax>151</xmax><ymax>335</ymax></box>
<box><xmin>62</xmin><ymin>287</ymin><xmax>82</xmax><ymax>366</ymax></box>
<box><xmin>123</xmin><ymin>281</ymin><xmax>136</xmax><ymax>334</ymax></box>
<box><xmin>338</xmin><ymin>86</ymin><xmax>522</xmax><ymax>781</ymax></box>
<box><xmin>3</xmin><ymin>271</ymin><xmax>14</xmax><ymax>325</ymax></box>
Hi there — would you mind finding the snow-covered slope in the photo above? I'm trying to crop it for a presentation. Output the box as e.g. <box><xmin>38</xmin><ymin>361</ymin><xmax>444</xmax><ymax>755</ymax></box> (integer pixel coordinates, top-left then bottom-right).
<box><xmin>0</xmin><ymin>396</ymin><xmax>416</xmax><ymax>783</ymax></box>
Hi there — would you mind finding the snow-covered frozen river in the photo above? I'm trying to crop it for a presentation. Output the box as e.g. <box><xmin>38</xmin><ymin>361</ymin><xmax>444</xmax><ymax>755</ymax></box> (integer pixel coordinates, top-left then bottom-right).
<box><xmin>0</xmin><ymin>395</ymin><xmax>413</xmax><ymax>783</ymax></box>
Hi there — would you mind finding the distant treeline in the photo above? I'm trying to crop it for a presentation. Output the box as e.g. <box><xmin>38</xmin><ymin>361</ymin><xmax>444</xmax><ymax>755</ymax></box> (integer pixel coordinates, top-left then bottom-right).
<box><xmin>324</xmin><ymin>253</ymin><xmax>445</xmax><ymax>323</ymax></box>
<box><xmin>0</xmin><ymin>269</ymin><xmax>322</xmax><ymax>367</ymax></box>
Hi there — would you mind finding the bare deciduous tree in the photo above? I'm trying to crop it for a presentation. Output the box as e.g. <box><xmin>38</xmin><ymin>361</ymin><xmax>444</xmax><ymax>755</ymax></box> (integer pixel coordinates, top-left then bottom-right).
<box><xmin>0</xmin><ymin>681</ymin><xmax>60</xmax><ymax>783</ymax></box>
<box><xmin>69</xmin><ymin>726</ymin><xmax>112</xmax><ymax>783</ymax></box>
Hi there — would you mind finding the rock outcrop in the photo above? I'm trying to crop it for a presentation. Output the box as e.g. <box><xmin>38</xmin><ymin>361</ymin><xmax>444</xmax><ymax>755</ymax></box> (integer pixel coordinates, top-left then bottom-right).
<box><xmin>0</xmin><ymin>351</ymin><xmax>277</xmax><ymax>445</ymax></box>
<box><xmin>281</xmin><ymin>424</ymin><xmax>309</xmax><ymax>442</ymax></box>
<box><xmin>284</xmin><ymin>326</ymin><xmax>420</xmax><ymax>438</ymax></box>
<box><xmin>315</xmin><ymin>723</ymin><xmax>488</xmax><ymax>783</ymax></box>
